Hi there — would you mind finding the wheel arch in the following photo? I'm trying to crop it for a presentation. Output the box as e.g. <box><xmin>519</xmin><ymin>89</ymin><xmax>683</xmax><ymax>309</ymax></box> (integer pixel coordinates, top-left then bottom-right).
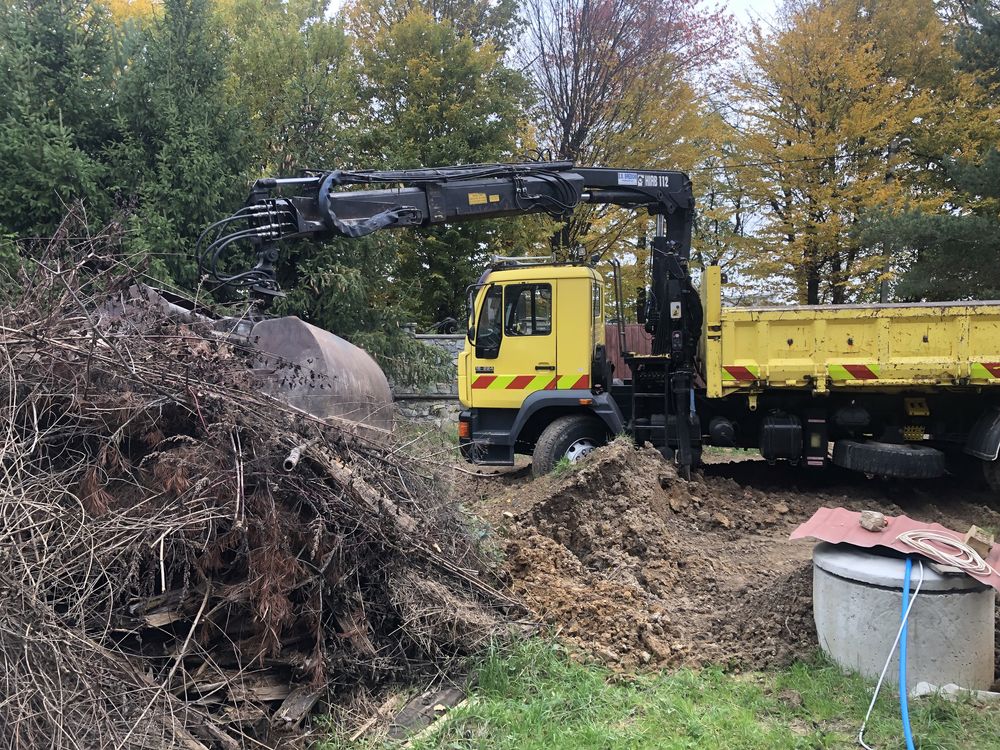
<box><xmin>510</xmin><ymin>390</ymin><xmax>624</xmax><ymax>449</ymax></box>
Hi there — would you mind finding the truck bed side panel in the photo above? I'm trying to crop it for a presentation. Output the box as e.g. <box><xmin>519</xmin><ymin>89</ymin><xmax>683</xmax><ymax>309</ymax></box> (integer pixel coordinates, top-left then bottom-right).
<box><xmin>705</xmin><ymin>287</ymin><xmax>1000</xmax><ymax>394</ymax></box>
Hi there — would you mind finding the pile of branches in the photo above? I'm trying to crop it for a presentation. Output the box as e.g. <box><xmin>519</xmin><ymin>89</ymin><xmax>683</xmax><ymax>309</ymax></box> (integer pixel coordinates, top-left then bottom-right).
<box><xmin>0</xmin><ymin>221</ymin><xmax>515</xmax><ymax>748</ymax></box>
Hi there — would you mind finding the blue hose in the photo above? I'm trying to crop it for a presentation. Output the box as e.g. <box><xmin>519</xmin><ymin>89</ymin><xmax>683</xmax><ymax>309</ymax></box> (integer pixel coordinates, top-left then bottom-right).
<box><xmin>900</xmin><ymin>557</ymin><xmax>916</xmax><ymax>750</ymax></box>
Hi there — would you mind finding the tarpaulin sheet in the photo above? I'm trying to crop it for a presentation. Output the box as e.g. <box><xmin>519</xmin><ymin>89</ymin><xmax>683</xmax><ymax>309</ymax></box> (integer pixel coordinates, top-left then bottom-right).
<box><xmin>791</xmin><ymin>507</ymin><xmax>1000</xmax><ymax>592</ymax></box>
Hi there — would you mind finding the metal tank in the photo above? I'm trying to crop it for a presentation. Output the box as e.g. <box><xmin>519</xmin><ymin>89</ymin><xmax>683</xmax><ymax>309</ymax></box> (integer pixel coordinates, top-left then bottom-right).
<box><xmin>104</xmin><ymin>287</ymin><xmax>393</xmax><ymax>430</ymax></box>
<box><xmin>250</xmin><ymin>316</ymin><xmax>393</xmax><ymax>431</ymax></box>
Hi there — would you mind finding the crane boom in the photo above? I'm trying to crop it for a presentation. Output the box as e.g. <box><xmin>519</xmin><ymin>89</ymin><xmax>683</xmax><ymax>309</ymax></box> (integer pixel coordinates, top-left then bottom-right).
<box><xmin>196</xmin><ymin>162</ymin><xmax>692</xmax><ymax>290</ymax></box>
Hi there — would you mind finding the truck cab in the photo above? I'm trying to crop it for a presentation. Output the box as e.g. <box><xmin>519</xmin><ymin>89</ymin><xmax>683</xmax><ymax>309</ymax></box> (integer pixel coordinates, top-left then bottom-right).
<box><xmin>457</xmin><ymin>259</ymin><xmax>625</xmax><ymax>472</ymax></box>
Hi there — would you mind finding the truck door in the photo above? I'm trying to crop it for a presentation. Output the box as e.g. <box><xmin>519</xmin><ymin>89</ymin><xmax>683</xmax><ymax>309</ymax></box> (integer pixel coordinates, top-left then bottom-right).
<box><xmin>470</xmin><ymin>282</ymin><xmax>557</xmax><ymax>409</ymax></box>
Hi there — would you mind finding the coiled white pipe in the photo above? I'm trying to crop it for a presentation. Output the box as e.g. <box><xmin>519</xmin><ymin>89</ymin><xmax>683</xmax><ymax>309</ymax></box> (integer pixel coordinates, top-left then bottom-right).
<box><xmin>895</xmin><ymin>530</ymin><xmax>995</xmax><ymax>576</ymax></box>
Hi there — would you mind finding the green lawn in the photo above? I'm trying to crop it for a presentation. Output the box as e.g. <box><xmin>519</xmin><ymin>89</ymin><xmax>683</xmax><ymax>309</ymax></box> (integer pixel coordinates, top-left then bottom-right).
<box><xmin>325</xmin><ymin>639</ymin><xmax>1000</xmax><ymax>750</ymax></box>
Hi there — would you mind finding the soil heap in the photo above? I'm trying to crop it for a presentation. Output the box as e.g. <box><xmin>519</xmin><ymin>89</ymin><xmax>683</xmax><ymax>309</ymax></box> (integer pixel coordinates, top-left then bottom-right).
<box><xmin>501</xmin><ymin>440</ymin><xmax>818</xmax><ymax>670</ymax></box>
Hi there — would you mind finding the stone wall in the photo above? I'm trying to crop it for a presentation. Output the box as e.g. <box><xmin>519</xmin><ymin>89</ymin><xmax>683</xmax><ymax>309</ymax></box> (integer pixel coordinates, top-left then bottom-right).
<box><xmin>392</xmin><ymin>333</ymin><xmax>464</xmax><ymax>425</ymax></box>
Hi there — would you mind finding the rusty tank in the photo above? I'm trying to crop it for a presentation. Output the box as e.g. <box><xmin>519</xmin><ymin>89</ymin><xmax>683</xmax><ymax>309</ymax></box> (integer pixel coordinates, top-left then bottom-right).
<box><xmin>249</xmin><ymin>316</ymin><xmax>393</xmax><ymax>431</ymax></box>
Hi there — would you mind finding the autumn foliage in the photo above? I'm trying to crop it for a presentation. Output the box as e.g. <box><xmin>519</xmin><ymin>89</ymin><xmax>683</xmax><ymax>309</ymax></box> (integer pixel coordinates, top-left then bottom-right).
<box><xmin>0</xmin><ymin>0</ymin><xmax>997</xmax><ymax>325</ymax></box>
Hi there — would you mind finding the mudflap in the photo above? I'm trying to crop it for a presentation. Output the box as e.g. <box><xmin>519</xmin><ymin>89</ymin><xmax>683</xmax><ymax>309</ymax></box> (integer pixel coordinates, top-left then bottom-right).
<box><xmin>965</xmin><ymin>406</ymin><xmax>1000</xmax><ymax>462</ymax></box>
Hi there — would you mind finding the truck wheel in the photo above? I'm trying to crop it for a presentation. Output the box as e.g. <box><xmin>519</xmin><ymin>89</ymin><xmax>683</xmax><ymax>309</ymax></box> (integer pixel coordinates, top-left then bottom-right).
<box><xmin>832</xmin><ymin>440</ymin><xmax>946</xmax><ymax>479</ymax></box>
<box><xmin>532</xmin><ymin>415</ymin><xmax>606</xmax><ymax>478</ymax></box>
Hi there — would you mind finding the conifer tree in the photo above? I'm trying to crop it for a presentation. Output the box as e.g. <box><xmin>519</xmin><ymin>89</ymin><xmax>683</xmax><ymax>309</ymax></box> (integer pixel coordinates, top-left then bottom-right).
<box><xmin>111</xmin><ymin>0</ymin><xmax>247</xmax><ymax>287</ymax></box>
<box><xmin>0</xmin><ymin>0</ymin><xmax>119</xmax><ymax>240</ymax></box>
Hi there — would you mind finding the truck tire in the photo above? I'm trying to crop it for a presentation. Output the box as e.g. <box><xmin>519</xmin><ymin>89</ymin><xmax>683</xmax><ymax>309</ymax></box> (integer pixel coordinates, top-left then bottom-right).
<box><xmin>532</xmin><ymin>414</ymin><xmax>607</xmax><ymax>478</ymax></box>
<box><xmin>832</xmin><ymin>440</ymin><xmax>946</xmax><ymax>479</ymax></box>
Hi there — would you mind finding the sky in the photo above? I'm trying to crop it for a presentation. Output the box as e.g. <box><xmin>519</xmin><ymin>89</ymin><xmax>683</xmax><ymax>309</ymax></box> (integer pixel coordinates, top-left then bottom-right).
<box><xmin>725</xmin><ymin>0</ymin><xmax>780</xmax><ymax>24</ymax></box>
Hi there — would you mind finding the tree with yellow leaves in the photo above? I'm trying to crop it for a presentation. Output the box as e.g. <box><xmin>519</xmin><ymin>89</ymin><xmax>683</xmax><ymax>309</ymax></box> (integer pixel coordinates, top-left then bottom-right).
<box><xmin>518</xmin><ymin>0</ymin><xmax>733</xmax><ymax>320</ymax></box>
<box><xmin>689</xmin><ymin>112</ymin><xmax>765</xmax><ymax>305</ymax></box>
<box><xmin>734</xmin><ymin>0</ymin><xmax>968</xmax><ymax>304</ymax></box>
<box><xmin>103</xmin><ymin>0</ymin><xmax>158</xmax><ymax>22</ymax></box>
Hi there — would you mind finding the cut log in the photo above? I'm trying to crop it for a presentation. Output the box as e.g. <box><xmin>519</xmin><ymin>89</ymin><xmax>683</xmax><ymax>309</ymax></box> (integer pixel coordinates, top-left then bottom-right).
<box><xmin>387</xmin><ymin>686</ymin><xmax>466</xmax><ymax>740</ymax></box>
<box><xmin>273</xmin><ymin>686</ymin><xmax>324</xmax><ymax>727</ymax></box>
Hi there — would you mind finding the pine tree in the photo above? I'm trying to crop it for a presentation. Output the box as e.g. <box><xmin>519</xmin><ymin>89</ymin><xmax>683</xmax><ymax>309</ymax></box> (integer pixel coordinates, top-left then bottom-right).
<box><xmin>959</xmin><ymin>1</ymin><xmax>1000</xmax><ymax>84</ymax></box>
<box><xmin>0</xmin><ymin>0</ymin><xmax>119</xmax><ymax>240</ymax></box>
<box><xmin>110</xmin><ymin>0</ymin><xmax>247</xmax><ymax>287</ymax></box>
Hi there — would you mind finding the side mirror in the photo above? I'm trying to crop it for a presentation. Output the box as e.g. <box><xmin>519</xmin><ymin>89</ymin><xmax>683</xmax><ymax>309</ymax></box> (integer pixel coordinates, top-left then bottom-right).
<box><xmin>636</xmin><ymin>287</ymin><xmax>647</xmax><ymax>324</ymax></box>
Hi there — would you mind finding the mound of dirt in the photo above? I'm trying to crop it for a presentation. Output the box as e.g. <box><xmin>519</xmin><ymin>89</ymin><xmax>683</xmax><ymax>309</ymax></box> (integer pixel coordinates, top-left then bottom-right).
<box><xmin>500</xmin><ymin>439</ymin><xmax>818</xmax><ymax>670</ymax></box>
<box><xmin>710</xmin><ymin>566</ymin><xmax>816</xmax><ymax>668</ymax></box>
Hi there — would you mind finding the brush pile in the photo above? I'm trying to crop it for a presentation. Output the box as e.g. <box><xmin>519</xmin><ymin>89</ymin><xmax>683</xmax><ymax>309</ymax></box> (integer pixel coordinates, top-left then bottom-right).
<box><xmin>0</xmin><ymin>223</ymin><xmax>513</xmax><ymax>748</ymax></box>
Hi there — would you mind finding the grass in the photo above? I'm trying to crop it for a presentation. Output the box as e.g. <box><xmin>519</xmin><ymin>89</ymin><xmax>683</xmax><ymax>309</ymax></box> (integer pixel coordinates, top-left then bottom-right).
<box><xmin>702</xmin><ymin>445</ymin><xmax>756</xmax><ymax>458</ymax></box>
<box><xmin>550</xmin><ymin>456</ymin><xmax>575</xmax><ymax>476</ymax></box>
<box><xmin>325</xmin><ymin>639</ymin><xmax>1000</xmax><ymax>750</ymax></box>
<box><xmin>393</xmin><ymin>420</ymin><xmax>461</xmax><ymax>451</ymax></box>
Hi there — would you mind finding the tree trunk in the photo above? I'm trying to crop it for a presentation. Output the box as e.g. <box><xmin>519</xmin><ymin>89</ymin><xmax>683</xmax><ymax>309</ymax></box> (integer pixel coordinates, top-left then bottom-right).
<box><xmin>830</xmin><ymin>253</ymin><xmax>846</xmax><ymax>304</ymax></box>
<box><xmin>806</xmin><ymin>271</ymin><xmax>821</xmax><ymax>305</ymax></box>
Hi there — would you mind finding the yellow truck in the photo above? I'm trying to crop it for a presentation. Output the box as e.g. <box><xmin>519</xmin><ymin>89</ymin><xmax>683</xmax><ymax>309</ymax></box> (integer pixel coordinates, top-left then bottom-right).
<box><xmin>699</xmin><ymin>267</ymin><xmax>1000</xmax><ymax>484</ymax></box>
<box><xmin>203</xmin><ymin>162</ymin><xmax>1000</xmax><ymax>490</ymax></box>
<box><xmin>454</xmin><ymin>253</ymin><xmax>1000</xmax><ymax>483</ymax></box>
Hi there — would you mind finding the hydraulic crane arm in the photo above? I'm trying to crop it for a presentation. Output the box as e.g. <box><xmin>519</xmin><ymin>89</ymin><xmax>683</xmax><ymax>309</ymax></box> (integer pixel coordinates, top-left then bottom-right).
<box><xmin>196</xmin><ymin>161</ymin><xmax>693</xmax><ymax>292</ymax></box>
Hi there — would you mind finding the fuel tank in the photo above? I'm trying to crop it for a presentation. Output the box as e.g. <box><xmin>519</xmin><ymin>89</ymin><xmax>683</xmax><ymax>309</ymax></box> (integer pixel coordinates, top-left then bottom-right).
<box><xmin>250</xmin><ymin>316</ymin><xmax>393</xmax><ymax>431</ymax></box>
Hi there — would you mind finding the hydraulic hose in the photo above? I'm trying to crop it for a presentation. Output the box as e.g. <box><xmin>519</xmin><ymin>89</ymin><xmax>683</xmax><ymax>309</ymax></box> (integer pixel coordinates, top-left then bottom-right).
<box><xmin>900</xmin><ymin>557</ymin><xmax>916</xmax><ymax>750</ymax></box>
